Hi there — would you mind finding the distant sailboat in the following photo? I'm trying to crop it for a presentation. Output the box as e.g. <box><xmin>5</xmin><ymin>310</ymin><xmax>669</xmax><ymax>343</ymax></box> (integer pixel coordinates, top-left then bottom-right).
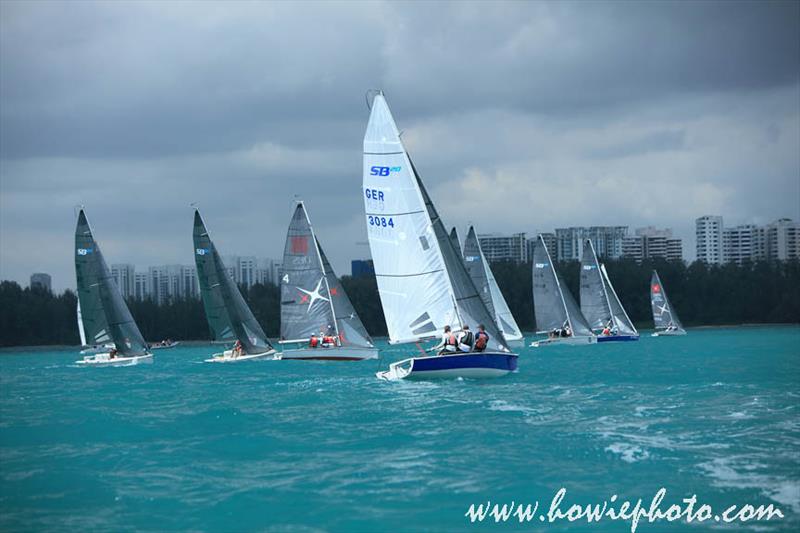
<box><xmin>193</xmin><ymin>210</ymin><xmax>279</xmax><ymax>362</ymax></box>
<box><xmin>364</xmin><ymin>92</ymin><xmax>517</xmax><ymax>380</ymax></box>
<box><xmin>531</xmin><ymin>235</ymin><xmax>596</xmax><ymax>347</ymax></box>
<box><xmin>449</xmin><ymin>227</ymin><xmax>461</xmax><ymax>254</ymax></box>
<box><xmin>462</xmin><ymin>226</ymin><xmax>524</xmax><ymax>345</ymax></box>
<box><xmin>580</xmin><ymin>239</ymin><xmax>639</xmax><ymax>342</ymax></box>
<box><xmin>74</xmin><ymin>209</ymin><xmax>153</xmax><ymax>366</ymax></box>
<box><xmin>650</xmin><ymin>270</ymin><xmax>687</xmax><ymax>336</ymax></box>
<box><xmin>279</xmin><ymin>201</ymin><xmax>377</xmax><ymax>360</ymax></box>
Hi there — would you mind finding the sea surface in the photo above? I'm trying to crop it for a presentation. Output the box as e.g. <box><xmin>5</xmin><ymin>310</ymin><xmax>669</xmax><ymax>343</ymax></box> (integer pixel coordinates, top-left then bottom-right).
<box><xmin>1</xmin><ymin>326</ymin><xmax>798</xmax><ymax>532</ymax></box>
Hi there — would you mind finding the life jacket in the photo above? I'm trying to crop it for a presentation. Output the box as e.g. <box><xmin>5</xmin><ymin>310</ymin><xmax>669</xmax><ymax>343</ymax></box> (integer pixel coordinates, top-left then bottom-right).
<box><xmin>309</xmin><ymin>336</ymin><xmax>319</xmax><ymax>348</ymax></box>
<box><xmin>474</xmin><ymin>332</ymin><xmax>488</xmax><ymax>350</ymax></box>
<box><xmin>461</xmin><ymin>331</ymin><xmax>474</xmax><ymax>346</ymax></box>
<box><xmin>323</xmin><ymin>336</ymin><xmax>334</xmax><ymax>345</ymax></box>
<box><xmin>445</xmin><ymin>333</ymin><xmax>457</xmax><ymax>346</ymax></box>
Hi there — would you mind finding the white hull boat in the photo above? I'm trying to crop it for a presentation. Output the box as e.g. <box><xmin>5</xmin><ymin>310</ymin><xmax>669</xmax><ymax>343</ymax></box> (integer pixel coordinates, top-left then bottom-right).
<box><xmin>651</xmin><ymin>328</ymin><xmax>687</xmax><ymax>337</ymax></box>
<box><xmin>151</xmin><ymin>341</ymin><xmax>180</xmax><ymax>350</ymax></box>
<box><xmin>280</xmin><ymin>345</ymin><xmax>378</xmax><ymax>361</ymax></box>
<box><xmin>204</xmin><ymin>349</ymin><xmax>280</xmax><ymax>363</ymax></box>
<box><xmin>76</xmin><ymin>352</ymin><xmax>153</xmax><ymax>366</ymax></box>
<box><xmin>530</xmin><ymin>335</ymin><xmax>597</xmax><ymax>347</ymax></box>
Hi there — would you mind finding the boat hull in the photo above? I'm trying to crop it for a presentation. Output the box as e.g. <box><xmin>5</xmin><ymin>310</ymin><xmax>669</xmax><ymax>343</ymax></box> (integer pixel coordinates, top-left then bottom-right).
<box><xmin>530</xmin><ymin>336</ymin><xmax>597</xmax><ymax>347</ymax></box>
<box><xmin>75</xmin><ymin>352</ymin><xmax>153</xmax><ymax>366</ymax></box>
<box><xmin>204</xmin><ymin>349</ymin><xmax>279</xmax><ymax>363</ymax></box>
<box><xmin>652</xmin><ymin>329</ymin><xmax>687</xmax><ymax>337</ymax></box>
<box><xmin>151</xmin><ymin>342</ymin><xmax>180</xmax><ymax>350</ymax></box>
<box><xmin>376</xmin><ymin>352</ymin><xmax>518</xmax><ymax>381</ymax></box>
<box><xmin>280</xmin><ymin>346</ymin><xmax>378</xmax><ymax>361</ymax></box>
<box><xmin>596</xmin><ymin>335</ymin><xmax>640</xmax><ymax>343</ymax></box>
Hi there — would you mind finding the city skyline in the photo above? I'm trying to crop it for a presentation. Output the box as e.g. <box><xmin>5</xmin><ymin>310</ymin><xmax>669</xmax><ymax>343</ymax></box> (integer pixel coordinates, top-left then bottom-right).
<box><xmin>2</xmin><ymin>2</ymin><xmax>798</xmax><ymax>291</ymax></box>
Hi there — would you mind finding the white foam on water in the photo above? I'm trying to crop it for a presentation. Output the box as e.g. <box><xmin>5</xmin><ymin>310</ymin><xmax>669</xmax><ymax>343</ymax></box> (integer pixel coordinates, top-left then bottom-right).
<box><xmin>488</xmin><ymin>400</ymin><xmax>535</xmax><ymax>414</ymax></box>
<box><xmin>767</xmin><ymin>481</ymin><xmax>800</xmax><ymax>514</ymax></box>
<box><xmin>605</xmin><ymin>442</ymin><xmax>650</xmax><ymax>463</ymax></box>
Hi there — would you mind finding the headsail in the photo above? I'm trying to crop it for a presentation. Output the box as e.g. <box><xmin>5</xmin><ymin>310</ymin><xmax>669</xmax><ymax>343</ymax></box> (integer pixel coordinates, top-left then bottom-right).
<box><xmin>463</xmin><ymin>226</ymin><xmax>523</xmax><ymax>341</ymax></box>
<box><xmin>601</xmin><ymin>264</ymin><xmax>637</xmax><ymax>335</ymax></box>
<box><xmin>363</xmin><ymin>93</ymin><xmax>507</xmax><ymax>351</ymax></box>
<box><xmin>651</xmin><ymin>270</ymin><xmax>683</xmax><ymax>330</ymax></box>
<box><xmin>193</xmin><ymin>210</ymin><xmax>273</xmax><ymax>354</ymax></box>
<box><xmin>532</xmin><ymin>234</ymin><xmax>593</xmax><ymax>336</ymax></box>
<box><xmin>281</xmin><ymin>201</ymin><xmax>373</xmax><ymax>347</ymax></box>
<box><xmin>75</xmin><ymin>209</ymin><xmax>148</xmax><ymax>356</ymax></box>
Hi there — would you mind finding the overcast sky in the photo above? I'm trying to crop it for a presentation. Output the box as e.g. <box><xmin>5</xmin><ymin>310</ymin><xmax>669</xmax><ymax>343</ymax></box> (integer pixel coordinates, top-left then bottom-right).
<box><xmin>1</xmin><ymin>0</ymin><xmax>798</xmax><ymax>291</ymax></box>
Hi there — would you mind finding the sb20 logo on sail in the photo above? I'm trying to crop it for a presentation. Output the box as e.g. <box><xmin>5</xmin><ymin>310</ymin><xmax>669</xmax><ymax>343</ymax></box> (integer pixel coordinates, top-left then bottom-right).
<box><xmin>370</xmin><ymin>166</ymin><xmax>401</xmax><ymax>176</ymax></box>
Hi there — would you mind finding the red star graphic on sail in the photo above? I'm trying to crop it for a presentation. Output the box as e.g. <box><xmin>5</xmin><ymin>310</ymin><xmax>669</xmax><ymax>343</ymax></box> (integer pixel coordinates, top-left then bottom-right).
<box><xmin>652</xmin><ymin>284</ymin><xmax>661</xmax><ymax>293</ymax></box>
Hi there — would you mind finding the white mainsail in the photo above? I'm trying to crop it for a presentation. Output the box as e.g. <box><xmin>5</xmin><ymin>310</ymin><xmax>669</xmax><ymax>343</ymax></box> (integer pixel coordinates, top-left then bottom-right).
<box><xmin>363</xmin><ymin>93</ymin><xmax>507</xmax><ymax>351</ymax></box>
<box><xmin>77</xmin><ymin>301</ymin><xmax>87</xmax><ymax>346</ymax></box>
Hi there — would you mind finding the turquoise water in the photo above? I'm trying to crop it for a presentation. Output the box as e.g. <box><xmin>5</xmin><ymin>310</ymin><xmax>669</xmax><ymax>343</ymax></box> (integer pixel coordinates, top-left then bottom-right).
<box><xmin>1</xmin><ymin>326</ymin><xmax>798</xmax><ymax>532</ymax></box>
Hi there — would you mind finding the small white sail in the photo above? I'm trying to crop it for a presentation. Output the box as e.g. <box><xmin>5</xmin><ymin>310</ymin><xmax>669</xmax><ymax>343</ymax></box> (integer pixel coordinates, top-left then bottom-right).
<box><xmin>77</xmin><ymin>300</ymin><xmax>87</xmax><ymax>346</ymax></box>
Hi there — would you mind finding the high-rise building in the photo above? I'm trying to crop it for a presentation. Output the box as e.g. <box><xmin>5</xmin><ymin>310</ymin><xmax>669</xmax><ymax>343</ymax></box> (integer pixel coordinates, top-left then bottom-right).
<box><xmin>30</xmin><ymin>272</ymin><xmax>52</xmax><ymax>292</ymax></box>
<box><xmin>765</xmin><ymin>218</ymin><xmax>799</xmax><ymax>261</ymax></box>
<box><xmin>554</xmin><ymin>226</ymin><xmax>628</xmax><ymax>262</ymax></box>
<box><xmin>111</xmin><ymin>263</ymin><xmax>135</xmax><ymax>298</ymax></box>
<box><xmin>146</xmin><ymin>265</ymin><xmax>199</xmax><ymax>303</ymax></box>
<box><xmin>478</xmin><ymin>233</ymin><xmax>528</xmax><ymax>263</ymax></box>
<box><xmin>622</xmin><ymin>227</ymin><xmax>683</xmax><ymax>263</ymax></box>
<box><xmin>695</xmin><ymin>216</ymin><xmax>724</xmax><ymax>264</ymax></box>
<box><xmin>723</xmin><ymin>224</ymin><xmax>766</xmax><ymax>265</ymax></box>
<box><xmin>134</xmin><ymin>272</ymin><xmax>149</xmax><ymax>300</ymax></box>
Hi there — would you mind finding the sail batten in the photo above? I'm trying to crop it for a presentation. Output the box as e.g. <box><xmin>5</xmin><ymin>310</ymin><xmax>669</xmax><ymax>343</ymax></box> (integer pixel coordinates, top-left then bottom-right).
<box><xmin>75</xmin><ymin>210</ymin><xmax>148</xmax><ymax>356</ymax></box>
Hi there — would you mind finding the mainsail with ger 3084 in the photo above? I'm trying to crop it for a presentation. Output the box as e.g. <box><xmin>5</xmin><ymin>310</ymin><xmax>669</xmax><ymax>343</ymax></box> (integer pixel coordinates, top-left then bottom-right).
<box><xmin>363</xmin><ymin>92</ymin><xmax>518</xmax><ymax>380</ymax></box>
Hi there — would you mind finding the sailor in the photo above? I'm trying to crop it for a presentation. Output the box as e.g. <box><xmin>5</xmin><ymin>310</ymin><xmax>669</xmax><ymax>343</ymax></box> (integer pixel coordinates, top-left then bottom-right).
<box><xmin>233</xmin><ymin>339</ymin><xmax>243</xmax><ymax>357</ymax></box>
<box><xmin>457</xmin><ymin>324</ymin><xmax>474</xmax><ymax>352</ymax></box>
<box><xmin>309</xmin><ymin>334</ymin><xmax>319</xmax><ymax>348</ymax></box>
<box><xmin>474</xmin><ymin>324</ymin><xmax>490</xmax><ymax>352</ymax></box>
<box><xmin>431</xmin><ymin>325</ymin><xmax>458</xmax><ymax>355</ymax></box>
<box><xmin>564</xmin><ymin>326</ymin><xmax>572</xmax><ymax>338</ymax></box>
<box><xmin>601</xmin><ymin>323</ymin><xmax>611</xmax><ymax>336</ymax></box>
<box><xmin>109</xmin><ymin>348</ymin><xmax>118</xmax><ymax>359</ymax></box>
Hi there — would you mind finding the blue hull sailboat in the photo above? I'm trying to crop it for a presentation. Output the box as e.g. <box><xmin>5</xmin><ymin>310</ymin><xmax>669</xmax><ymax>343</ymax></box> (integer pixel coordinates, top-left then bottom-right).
<box><xmin>363</xmin><ymin>92</ymin><xmax>517</xmax><ymax>380</ymax></box>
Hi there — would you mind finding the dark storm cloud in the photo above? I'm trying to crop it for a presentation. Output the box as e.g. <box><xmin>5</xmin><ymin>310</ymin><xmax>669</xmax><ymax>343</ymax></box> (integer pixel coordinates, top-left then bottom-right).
<box><xmin>1</xmin><ymin>0</ymin><xmax>798</xmax><ymax>289</ymax></box>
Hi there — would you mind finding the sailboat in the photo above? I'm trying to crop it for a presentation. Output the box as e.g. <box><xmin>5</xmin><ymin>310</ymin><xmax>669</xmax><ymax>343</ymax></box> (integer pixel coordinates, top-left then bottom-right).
<box><xmin>74</xmin><ymin>209</ymin><xmax>153</xmax><ymax>366</ymax></box>
<box><xmin>279</xmin><ymin>201</ymin><xmax>377</xmax><ymax>361</ymax></box>
<box><xmin>364</xmin><ymin>92</ymin><xmax>517</xmax><ymax>380</ymax></box>
<box><xmin>580</xmin><ymin>239</ymin><xmax>639</xmax><ymax>342</ymax></box>
<box><xmin>193</xmin><ymin>210</ymin><xmax>279</xmax><ymax>362</ymax></box>
<box><xmin>530</xmin><ymin>235</ymin><xmax>596</xmax><ymax>347</ymax></box>
<box><xmin>462</xmin><ymin>226</ymin><xmax>525</xmax><ymax>346</ymax></box>
<box><xmin>650</xmin><ymin>270</ymin><xmax>687</xmax><ymax>336</ymax></box>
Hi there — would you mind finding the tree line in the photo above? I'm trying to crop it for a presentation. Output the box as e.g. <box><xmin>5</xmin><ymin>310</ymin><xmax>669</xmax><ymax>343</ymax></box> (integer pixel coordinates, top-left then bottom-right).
<box><xmin>1</xmin><ymin>258</ymin><xmax>798</xmax><ymax>347</ymax></box>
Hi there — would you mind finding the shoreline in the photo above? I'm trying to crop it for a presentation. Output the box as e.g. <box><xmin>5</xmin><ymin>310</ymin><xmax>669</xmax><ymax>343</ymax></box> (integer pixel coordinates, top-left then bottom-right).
<box><xmin>1</xmin><ymin>323</ymin><xmax>798</xmax><ymax>352</ymax></box>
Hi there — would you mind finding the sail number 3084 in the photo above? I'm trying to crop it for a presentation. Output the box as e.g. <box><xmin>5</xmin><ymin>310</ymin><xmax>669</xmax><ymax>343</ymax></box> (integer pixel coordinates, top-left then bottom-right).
<box><xmin>368</xmin><ymin>215</ymin><xmax>395</xmax><ymax>228</ymax></box>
